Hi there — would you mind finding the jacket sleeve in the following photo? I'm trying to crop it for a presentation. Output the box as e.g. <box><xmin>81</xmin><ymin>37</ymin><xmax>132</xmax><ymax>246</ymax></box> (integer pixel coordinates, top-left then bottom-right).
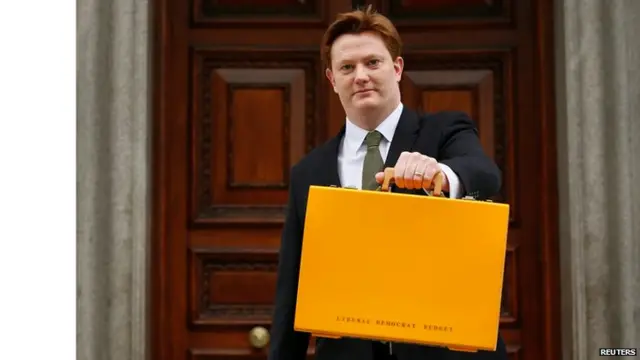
<box><xmin>268</xmin><ymin>166</ymin><xmax>310</xmax><ymax>360</ymax></box>
<box><xmin>437</xmin><ymin>111</ymin><xmax>502</xmax><ymax>200</ymax></box>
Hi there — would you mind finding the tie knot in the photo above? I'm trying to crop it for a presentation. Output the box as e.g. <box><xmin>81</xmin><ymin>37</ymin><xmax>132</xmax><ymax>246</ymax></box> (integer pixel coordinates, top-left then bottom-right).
<box><xmin>364</xmin><ymin>131</ymin><xmax>383</xmax><ymax>148</ymax></box>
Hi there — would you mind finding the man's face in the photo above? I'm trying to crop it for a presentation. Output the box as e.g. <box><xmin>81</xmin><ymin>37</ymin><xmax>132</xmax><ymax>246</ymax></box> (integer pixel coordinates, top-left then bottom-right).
<box><xmin>326</xmin><ymin>32</ymin><xmax>403</xmax><ymax>114</ymax></box>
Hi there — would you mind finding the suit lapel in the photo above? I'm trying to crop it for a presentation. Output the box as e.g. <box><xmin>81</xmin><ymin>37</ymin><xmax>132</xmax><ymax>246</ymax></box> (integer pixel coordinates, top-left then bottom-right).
<box><xmin>384</xmin><ymin>107</ymin><xmax>421</xmax><ymax>168</ymax></box>
<box><xmin>316</xmin><ymin>126</ymin><xmax>344</xmax><ymax>187</ymax></box>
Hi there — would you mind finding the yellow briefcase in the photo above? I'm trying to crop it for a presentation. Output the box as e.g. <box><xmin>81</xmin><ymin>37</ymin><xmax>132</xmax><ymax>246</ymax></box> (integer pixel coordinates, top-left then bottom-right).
<box><xmin>294</xmin><ymin>168</ymin><xmax>510</xmax><ymax>352</ymax></box>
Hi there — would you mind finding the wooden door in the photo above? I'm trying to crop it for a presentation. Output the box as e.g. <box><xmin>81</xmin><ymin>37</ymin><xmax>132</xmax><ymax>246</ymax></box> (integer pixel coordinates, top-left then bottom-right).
<box><xmin>151</xmin><ymin>0</ymin><xmax>561</xmax><ymax>359</ymax></box>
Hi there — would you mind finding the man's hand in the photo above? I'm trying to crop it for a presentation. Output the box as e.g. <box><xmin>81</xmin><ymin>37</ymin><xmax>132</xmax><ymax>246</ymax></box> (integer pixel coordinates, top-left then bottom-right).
<box><xmin>374</xmin><ymin>151</ymin><xmax>450</xmax><ymax>191</ymax></box>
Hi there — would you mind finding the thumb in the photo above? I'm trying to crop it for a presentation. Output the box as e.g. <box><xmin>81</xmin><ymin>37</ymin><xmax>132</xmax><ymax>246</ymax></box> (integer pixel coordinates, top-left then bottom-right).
<box><xmin>375</xmin><ymin>172</ymin><xmax>385</xmax><ymax>184</ymax></box>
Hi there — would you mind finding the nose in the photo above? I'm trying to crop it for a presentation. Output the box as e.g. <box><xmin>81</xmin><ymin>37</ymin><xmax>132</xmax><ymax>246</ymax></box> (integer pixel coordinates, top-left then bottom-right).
<box><xmin>354</xmin><ymin>64</ymin><xmax>369</xmax><ymax>84</ymax></box>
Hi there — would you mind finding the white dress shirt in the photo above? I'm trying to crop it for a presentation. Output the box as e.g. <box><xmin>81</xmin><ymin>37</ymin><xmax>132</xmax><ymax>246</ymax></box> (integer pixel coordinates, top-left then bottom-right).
<box><xmin>337</xmin><ymin>103</ymin><xmax>463</xmax><ymax>198</ymax></box>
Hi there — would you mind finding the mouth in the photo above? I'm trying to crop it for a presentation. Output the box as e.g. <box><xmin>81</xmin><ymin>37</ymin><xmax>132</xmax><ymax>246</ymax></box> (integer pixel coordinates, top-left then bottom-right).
<box><xmin>354</xmin><ymin>89</ymin><xmax>375</xmax><ymax>95</ymax></box>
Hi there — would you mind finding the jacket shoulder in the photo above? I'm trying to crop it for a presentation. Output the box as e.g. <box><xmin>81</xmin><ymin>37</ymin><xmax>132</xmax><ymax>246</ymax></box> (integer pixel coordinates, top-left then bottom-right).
<box><xmin>289</xmin><ymin>135</ymin><xmax>339</xmax><ymax>181</ymax></box>
<box><xmin>417</xmin><ymin>110</ymin><xmax>476</xmax><ymax>128</ymax></box>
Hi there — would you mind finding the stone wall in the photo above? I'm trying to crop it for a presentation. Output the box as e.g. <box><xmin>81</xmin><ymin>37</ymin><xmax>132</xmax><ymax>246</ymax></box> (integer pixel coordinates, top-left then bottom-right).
<box><xmin>555</xmin><ymin>0</ymin><xmax>640</xmax><ymax>358</ymax></box>
<box><xmin>76</xmin><ymin>0</ymin><xmax>149</xmax><ymax>358</ymax></box>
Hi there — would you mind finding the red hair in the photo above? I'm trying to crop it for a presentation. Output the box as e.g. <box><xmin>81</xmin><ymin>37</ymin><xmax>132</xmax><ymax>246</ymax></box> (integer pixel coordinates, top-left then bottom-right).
<box><xmin>321</xmin><ymin>5</ymin><xmax>402</xmax><ymax>69</ymax></box>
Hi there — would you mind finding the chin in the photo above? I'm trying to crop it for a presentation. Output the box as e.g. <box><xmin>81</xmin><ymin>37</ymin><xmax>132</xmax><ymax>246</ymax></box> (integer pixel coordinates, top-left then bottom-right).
<box><xmin>352</xmin><ymin>98</ymin><xmax>380</xmax><ymax>110</ymax></box>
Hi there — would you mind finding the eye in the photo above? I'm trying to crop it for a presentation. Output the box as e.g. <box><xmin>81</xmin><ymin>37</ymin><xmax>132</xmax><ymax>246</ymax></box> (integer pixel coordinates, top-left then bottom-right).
<box><xmin>368</xmin><ymin>59</ymin><xmax>380</xmax><ymax>67</ymax></box>
<box><xmin>340</xmin><ymin>64</ymin><xmax>353</xmax><ymax>71</ymax></box>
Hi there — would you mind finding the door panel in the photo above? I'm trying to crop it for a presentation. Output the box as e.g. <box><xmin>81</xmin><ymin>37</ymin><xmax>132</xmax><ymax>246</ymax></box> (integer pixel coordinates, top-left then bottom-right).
<box><xmin>151</xmin><ymin>0</ymin><xmax>560</xmax><ymax>358</ymax></box>
<box><xmin>193</xmin><ymin>0</ymin><xmax>343</xmax><ymax>26</ymax></box>
<box><xmin>376</xmin><ymin>0</ymin><xmax>512</xmax><ymax>27</ymax></box>
<box><xmin>190</xmin><ymin>49</ymin><xmax>322</xmax><ymax>225</ymax></box>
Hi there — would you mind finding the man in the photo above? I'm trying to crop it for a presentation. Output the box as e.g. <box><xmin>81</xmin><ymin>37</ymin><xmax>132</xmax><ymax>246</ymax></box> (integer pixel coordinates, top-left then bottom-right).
<box><xmin>268</xmin><ymin>6</ymin><xmax>506</xmax><ymax>360</ymax></box>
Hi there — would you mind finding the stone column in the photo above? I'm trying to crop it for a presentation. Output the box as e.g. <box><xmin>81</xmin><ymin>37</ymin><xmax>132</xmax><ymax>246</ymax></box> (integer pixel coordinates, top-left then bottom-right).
<box><xmin>555</xmin><ymin>0</ymin><xmax>640</xmax><ymax>359</ymax></box>
<box><xmin>76</xmin><ymin>0</ymin><xmax>150</xmax><ymax>358</ymax></box>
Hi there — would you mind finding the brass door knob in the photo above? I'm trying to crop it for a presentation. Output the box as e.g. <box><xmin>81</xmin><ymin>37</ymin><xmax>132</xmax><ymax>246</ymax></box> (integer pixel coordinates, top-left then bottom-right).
<box><xmin>249</xmin><ymin>326</ymin><xmax>270</xmax><ymax>348</ymax></box>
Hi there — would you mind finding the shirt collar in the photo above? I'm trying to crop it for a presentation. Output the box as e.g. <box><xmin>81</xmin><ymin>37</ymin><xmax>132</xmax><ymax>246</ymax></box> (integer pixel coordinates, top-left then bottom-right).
<box><xmin>344</xmin><ymin>103</ymin><xmax>403</xmax><ymax>156</ymax></box>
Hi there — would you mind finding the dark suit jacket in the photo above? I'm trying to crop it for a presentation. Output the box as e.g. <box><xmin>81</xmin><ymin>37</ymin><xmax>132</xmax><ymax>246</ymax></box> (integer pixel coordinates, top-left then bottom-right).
<box><xmin>268</xmin><ymin>108</ymin><xmax>507</xmax><ymax>360</ymax></box>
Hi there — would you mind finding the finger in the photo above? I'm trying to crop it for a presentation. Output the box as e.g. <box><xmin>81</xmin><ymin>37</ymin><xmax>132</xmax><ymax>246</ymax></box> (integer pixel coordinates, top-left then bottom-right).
<box><xmin>375</xmin><ymin>171</ymin><xmax>384</xmax><ymax>184</ymax></box>
<box><xmin>413</xmin><ymin>157</ymin><xmax>429</xmax><ymax>189</ymax></box>
<box><xmin>403</xmin><ymin>154</ymin><xmax>420</xmax><ymax>190</ymax></box>
<box><xmin>425</xmin><ymin>160</ymin><xmax>439</xmax><ymax>179</ymax></box>
<box><xmin>404</xmin><ymin>152</ymin><xmax>421</xmax><ymax>189</ymax></box>
<box><xmin>394</xmin><ymin>152</ymin><xmax>409</xmax><ymax>188</ymax></box>
<box><xmin>422</xmin><ymin>162</ymin><xmax>440</xmax><ymax>190</ymax></box>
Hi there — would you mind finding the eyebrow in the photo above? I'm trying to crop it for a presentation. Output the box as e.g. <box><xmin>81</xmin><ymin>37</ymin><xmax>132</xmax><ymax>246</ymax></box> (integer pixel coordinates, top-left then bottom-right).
<box><xmin>337</xmin><ymin>54</ymin><xmax>383</xmax><ymax>64</ymax></box>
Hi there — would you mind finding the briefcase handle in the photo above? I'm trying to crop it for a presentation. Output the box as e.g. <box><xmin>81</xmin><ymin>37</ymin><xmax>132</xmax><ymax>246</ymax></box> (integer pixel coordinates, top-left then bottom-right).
<box><xmin>380</xmin><ymin>167</ymin><xmax>444</xmax><ymax>197</ymax></box>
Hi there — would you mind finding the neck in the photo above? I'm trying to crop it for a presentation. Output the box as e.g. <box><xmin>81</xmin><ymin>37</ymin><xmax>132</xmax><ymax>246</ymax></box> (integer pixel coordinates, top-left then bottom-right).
<box><xmin>346</xmin><ymin>99</ymin><xmax>400</xmax><ymax>131</ymax></box>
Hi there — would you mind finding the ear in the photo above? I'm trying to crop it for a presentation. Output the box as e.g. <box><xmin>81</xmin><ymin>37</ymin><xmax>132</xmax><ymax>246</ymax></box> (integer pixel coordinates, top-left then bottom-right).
<box><xmin>393</xmin><ymin>56</ymin><xmax>404</xmax><ymax>82</ymax></box>
<box><xmin>325</xmin><ymin>68</ymin><xmax>335</xmax><ymax>87</ymax></box>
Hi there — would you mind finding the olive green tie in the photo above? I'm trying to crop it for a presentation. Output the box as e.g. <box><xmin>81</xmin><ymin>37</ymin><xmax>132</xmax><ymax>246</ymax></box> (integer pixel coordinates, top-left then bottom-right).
<box><xmin>362</xmin><ymin>131</ymin><xmax>385</xmax><ymax>190</ymax></box>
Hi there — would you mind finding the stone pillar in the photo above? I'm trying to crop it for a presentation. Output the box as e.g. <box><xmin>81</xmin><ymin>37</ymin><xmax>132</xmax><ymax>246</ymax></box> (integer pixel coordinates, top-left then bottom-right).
<box><xmin>555</xmin><ymin>0</ymin><xmax>640</xmax><ymax>359</ymax></box>
<box><xmin>76</xmin><ymin>0</ymin><xmax>150</xmax><ymax>358</ymax></box>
